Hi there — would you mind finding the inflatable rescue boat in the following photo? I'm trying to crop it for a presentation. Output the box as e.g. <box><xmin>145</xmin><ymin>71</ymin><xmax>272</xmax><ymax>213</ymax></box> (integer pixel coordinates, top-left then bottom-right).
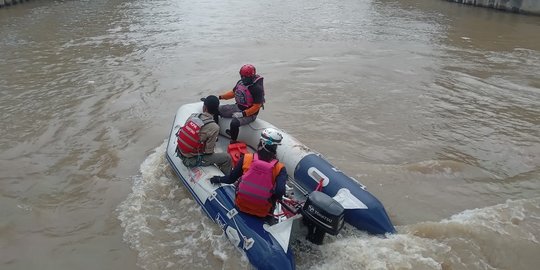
<box><xmin>165</xmin><ymin>101</ymin><xmax>395</xmax><ymax>270</ymax></box>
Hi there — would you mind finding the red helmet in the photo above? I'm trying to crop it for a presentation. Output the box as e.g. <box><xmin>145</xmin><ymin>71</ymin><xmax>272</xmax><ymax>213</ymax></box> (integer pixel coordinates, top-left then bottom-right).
<box><xmin>239</xmin><ymin>64</ymin><xmax>256</xmax><ymax>78</ymax></box>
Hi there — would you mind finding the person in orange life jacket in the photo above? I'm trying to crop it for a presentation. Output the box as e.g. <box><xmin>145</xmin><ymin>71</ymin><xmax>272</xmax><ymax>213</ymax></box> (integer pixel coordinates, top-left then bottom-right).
<box><xmin>210</xmin><ymin>128</ymin><xmax>287</xmax><ymax>217</ymax></box>
<box><xmin>176</xmin><ymin>95</ymin><xmax>232</xmax><ymax>174</ymax></box>
<box><xmin>217</xmin><ymin>64</ymin><xmax>264</xmax><ymax>143</ymax></box>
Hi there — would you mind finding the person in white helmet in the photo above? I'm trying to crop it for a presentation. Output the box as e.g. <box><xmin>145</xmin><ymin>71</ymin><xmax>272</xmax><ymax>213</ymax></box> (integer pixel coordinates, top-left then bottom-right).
<box><xmin>210</xmin><ymin>128</ymin><xmax>287</xmax><ymax>218</ymax></box>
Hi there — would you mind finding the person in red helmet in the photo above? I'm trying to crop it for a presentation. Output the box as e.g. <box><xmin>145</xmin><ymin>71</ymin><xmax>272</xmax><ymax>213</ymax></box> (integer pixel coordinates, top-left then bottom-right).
<box><xmin>217</xmin><ymin>64</ymin><xmax>265</xmax><ymax>143</ymax></box>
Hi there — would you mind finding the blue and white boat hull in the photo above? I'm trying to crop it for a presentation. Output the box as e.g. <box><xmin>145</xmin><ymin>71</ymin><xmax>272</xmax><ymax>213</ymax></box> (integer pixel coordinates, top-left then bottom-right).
<box><xmin>166</xmin><ymin>103</ymin><xmax>296</xmax><ymax>270</ymax></box>
<box><xmin>166</xmin><ymin>102</ymin><xmax>395</xmax><ymax>269</ymax></box>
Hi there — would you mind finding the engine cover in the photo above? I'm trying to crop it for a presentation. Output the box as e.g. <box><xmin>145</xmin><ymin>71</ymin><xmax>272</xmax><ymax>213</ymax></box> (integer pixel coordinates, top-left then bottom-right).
<box><xmin>301</xmin><ymin>191</ymin><xmax>345</xmax><ymax>236</ymax></box>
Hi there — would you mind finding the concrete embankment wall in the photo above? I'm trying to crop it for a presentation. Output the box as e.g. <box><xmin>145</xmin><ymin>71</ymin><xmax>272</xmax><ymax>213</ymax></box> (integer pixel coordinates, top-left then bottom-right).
<box><xmin>1</xmin><ymin>0</ymin><xmax>31</xmax><ymax>8</ymax></box>
<box><xmin>447</xmin><ymin>0</ymin><xmax>540</xmax><ymax>15</ymax></box>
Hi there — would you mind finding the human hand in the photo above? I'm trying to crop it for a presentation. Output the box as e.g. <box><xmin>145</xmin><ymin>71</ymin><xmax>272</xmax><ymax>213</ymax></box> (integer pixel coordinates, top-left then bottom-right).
<box><xmin>232</xmin><ymin>112</ymin><xmax>243</xmax><ymax>118</ymax></box>
<box><xmin>210</xmin><ymin>176</ymin><xmax>221</xmax><ymax>185</ymax></box>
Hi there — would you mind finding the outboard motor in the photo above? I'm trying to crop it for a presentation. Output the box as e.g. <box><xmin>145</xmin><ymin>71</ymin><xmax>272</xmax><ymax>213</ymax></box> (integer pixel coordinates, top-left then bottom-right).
<box><xmin>300</xmin><ymin>191</ymin><xmax>345</xmax><ymax>244</ymax></box>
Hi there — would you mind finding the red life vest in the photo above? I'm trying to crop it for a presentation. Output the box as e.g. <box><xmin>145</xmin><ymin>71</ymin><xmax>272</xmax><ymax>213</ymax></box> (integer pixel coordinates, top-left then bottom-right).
<box><xmin>176</xmin><ymin>113</ymin><xmax>214</xmax><ymax>155</ymax></box>
<box><xmin>235</xmin><ymin>153</ymin><xmax>284</xmax><ymax>217</ymax></box>
<box><xmin>227</xmin><ymin>142</ymin><xmax>249</xmax><ymax>168</ymax></box>
<box><xmin>234</xmin><ymin>75</ymin><xmax>264</xmax><ymax>108</ymax></box>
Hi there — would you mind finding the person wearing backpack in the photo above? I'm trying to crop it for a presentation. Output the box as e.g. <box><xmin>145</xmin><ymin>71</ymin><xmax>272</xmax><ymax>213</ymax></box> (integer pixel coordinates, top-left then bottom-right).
<box><xmin>217</xmin><ymin>64</ymin><xmax>265</xmax><ymax>143</ymax></box>
<box><xmin>176</xmin><ymin>95</ymin><xmax>232</xmax><ymax>174</ymax></box>
<box><xmin>209</xmin><ymin>128</ymin><xmax>287</xmax><ymax>218</ymax></box>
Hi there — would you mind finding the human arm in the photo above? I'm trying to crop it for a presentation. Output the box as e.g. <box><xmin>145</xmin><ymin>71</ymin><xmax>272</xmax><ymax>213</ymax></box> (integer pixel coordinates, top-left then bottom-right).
<box><xmin>272</xmin><ymin>166</ymin><xmax>288</xmax><ymax>201</ymax></box>
<box><xmin>200</xmin><ymin>122</ymin><xmax>219</xmax><ymax>154</ymax></box>
<box><xmin>218</xmin><ymin>90</ymin><xmax>235</xmax><ymax>100</ymax></box>
<box><xmin>210</xmin><ymin>156</ymin><xmax>245</xmax><ymax>184</ymax></box>
<box><xmin>241</xmin><ymin>103</ymin><xmax>262</xmax><ymax>117</ymax></box>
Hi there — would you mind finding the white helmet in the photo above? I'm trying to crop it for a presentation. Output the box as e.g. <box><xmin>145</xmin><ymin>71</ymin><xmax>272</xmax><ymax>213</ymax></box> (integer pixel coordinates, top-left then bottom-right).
<box><xmin>260</xmin><ymin>128</ymin><xmax>283</xmax><ymax>146</ymax></box>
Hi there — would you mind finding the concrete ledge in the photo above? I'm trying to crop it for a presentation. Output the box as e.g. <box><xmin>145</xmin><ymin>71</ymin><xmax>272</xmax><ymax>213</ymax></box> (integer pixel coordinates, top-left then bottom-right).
<box><xmin>1</xmin><ymin>0</ymin><xmax>13</xmax><ymax>8</ymax></box>
<box><xmin>1</xmin><ymin>0</ymin><xmax>30</xmax><ymax>8</ymax></box>
<box><xmin>447</xmin><ymin>0</ymin><xmax>540</xmax><ymax>15</ymax></box>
